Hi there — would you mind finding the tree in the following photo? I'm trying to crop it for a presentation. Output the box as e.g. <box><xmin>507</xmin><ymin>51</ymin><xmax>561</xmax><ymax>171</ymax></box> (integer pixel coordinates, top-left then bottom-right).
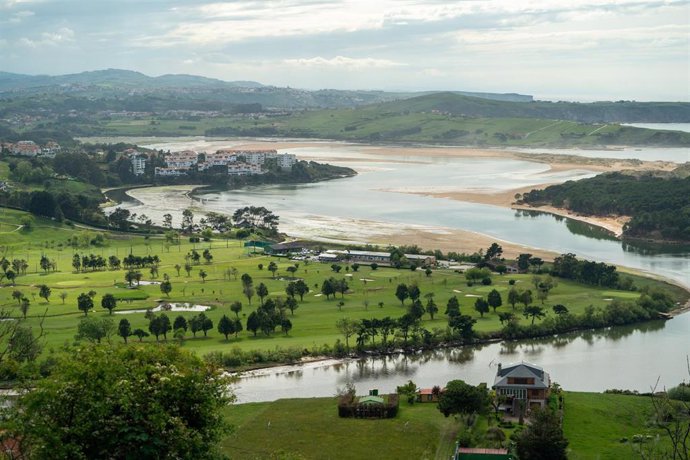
<box><xmin>409</xmin><ymin>299</ymin><xmax>425</xmax><ymax>320</ymax></box>
<box><xmin>38</xmin><ymin>284</ymin><xmax>51</xmax><ymax>303</ymax></box>
<box><xmin>335</xmin><ymin>279</ymin><xmax>348</xmax><ymax>299</ymax></box>
<box><xmin>268</xmin><ymin>261</ymin><xmax>278</xmax><ymax>278</ymax></box>
<box><xmin>508</xmin><ymin>287</ymin><xmax>520</xmax><ymax>310</ymax></box>
<box><xmin>9</xmin><ymin>345</ymin><xmax>233</xmax><ymax>459</ymax></box>
<box><xmin>335</xmin><ymin>318</ymin><xmax>358</xmax><ymax>350</ymax></box>
<box><xmin>520</xmin><ymin>290</ymin><xmax>533</xmax><ymax>309</ymax></box>
<box><xmin>77</xmin><ymin>293</ymin><xmax>94</xmax><ymax>316</ymax></box>
<box><xmin>395</xmin><ymin>283</ymin><xmax>409</xmax><ymax>306</ymax></box>
<box><xmin>76</xmin><ymin>317</ymin><xmax>114</xmax><ymax>344</ymax></box>
<box><xmin>199</xmin><ymin>269</ymin><xmax>207</xmax><ymax>283</ymax></box>
<box><xmin>408</xmin><ymin>285</ymin><xmax>421</xmax><ymax>302</ymax></box>
<box><xmin>218</xmin><ymin>315</ymin><xmax>234</xmax><ymax>340</ymax></box>
<box><xmin>189</xmin><ymin>315</ymin><xmax>202</xmax><ymax>338</ymax></box>
<box><xmin>12</xmin><ymin>290</ymin><xmax>23</xmax><ymax>305</ymax></box>
<box><xmin>184</xmin><ymin>263</ymin><xmax>192</xmax><ymax>277</ymax></box>
<box><xmin>487</xmin><ymin>289</ymin><xmax>502</xmax><ymax>312</ymax></box>
<box><xmin>517</xmin><ymin>253</ymin><xmax>532</xmax><ymax>271</ymax></box>
<box><xmin>230</xmin><ymin>301</ymin><xmax>242</xmax><ymax>318</ymax></box>
<box><xmin>5</xmin><ymin>269</ymin><xmax>16</xmax><ymax>285</ymax></box>
<box><xmin>162</xmin><ymin>213</ymin><xmax>173</xmax><ymax>229</ymax></box>
<box><xmin>118</xmin><ymin>319</ymin><xmax>132</xmax><ymax>343</ymax></box>
<box><xmin>19</xmin><ymin>297</ymin><xmax>30</xmax><ymax>319</ymax></box>
<box><xmin>537</xmin><ymin>275</ymin><xmax>557</xmax><ymax>304</ymax></box>
<box><xmin>321</xmin><ymin>278</ymin><xmax>336</xmax><ymax>300</ymax></box>
<box><xmin>243</xmin><ymin>285</ymin><xmax>255</xmax><ymax>305</ymax></box>
<box><xmin>552</xmin><ymin>304</ymin><xmax>569</xmax><ymax>316</ymax></box>
<box><xmin>173</xmin><ymin>315</ymin><xmax>188</xmax><ymax>332</ymax></box>
<box><xmin>294</xmin><ymin>280</ymin><xmax>310</xmax><ymax>301</ymax></box>
<box><xmin>370</xmin><ymin>263</ymin><xmax>378</xmax><ymax>270</ymax></box>
<box><xmin>445</xmin><ymin>296</ymin><xmax>460</xmax><ymax>317</ymax></box>
<box><xmin>485</xmin><ymin>242</ymin><xmax>503</xmax><ymax>260</ymax></box>
<box><xmin>281</xmin><ymin>318</ymin><xmax>292</xmax><ymax>336</ymax></box>
<box><xmin>200</xmin><ymin>314</ymin><xmax>213</xmax><ymax>337</ymax></box>
<box><xmin>246</xmin><ymin>311</ymin><xmax>260</xmax><ymax>336</ymax></box>
<box><xmin>286</xmin><ymin>297</ymin><xmax>298</xmax><ymax>315</ymax></box>
<box><xmin>158</xmin><ymin>314</ymin><xmax>172</xmax><ymax>340</ymax></box>
<box><xmin>132</xmin><ymin>328</ymin><xmax>149</xmax><ymax>342</ymax></box>
<box><xmin>448</xmin><ymin>314</ymin><xmax>476</xmax><ymax>339</ymax></box>
<box><xmin>474</xmin><ymin>298</ymin><xmax>489</xmax><ymax>317</ymax></box>
<box><xmin>524</xmin><ymin>305</ymin><xmax>546</xmax><ymax>325</ymax></box>
<box><xmin>181</xmin><ymin>208</ymin><xmax>195</xmax><ymax>233</ymax></box>
<box><xmin>397</xmin><ymin>313</ymin><xmax>418</xmax><ymax>344</ymax></box>
<box><xmin>59</xmin><ymin>291</ymin><xmax>68</xmax><ymax>304</ymax></box>
<box><xmin>285</xmin><ymin>282</ymin><xmax>296</xmax><ymax>299</ymax></box>
<box><xmin>232</xmin><ymin>206</ymin><xmax>279</xmax><ymax>231</ymax></box>
<box><xmin>101</xmin><ymin>293</ymin><xmax>117</xmax><ymax>315</ymax></box>
<box><xmin>425</xmin><ymin>294</ymin><xmax>438</xmax><ymax>320</ymax></box>
<box><xmin>437</xmin><ymin>379</ymin><xmax>488</xmax><ymax>417</ymax></box>
<box><xmin>257</xmin><ymin>283</ymin><xmax>269</xmax><ymax>306</ymax></box>
<box><xmin>515</xmin><ymin>408</ymin><xmax>569</xmax><ymax>460</ymax></box>
<box><xmin>160</xmin><ymin>280</ymin><xmax>172</xmax><ymax>297</ymax></box>
<box><xmin>498</xmin><ymin>312</ymin><xmax>515</xmax><ymax>325</ymax></box>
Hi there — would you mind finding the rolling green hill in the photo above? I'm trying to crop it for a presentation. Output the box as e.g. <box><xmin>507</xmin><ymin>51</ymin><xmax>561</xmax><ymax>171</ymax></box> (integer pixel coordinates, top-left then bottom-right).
<box><xmin>202</xmin><ymin>94</ymin><xmax>690</xmax><ymax>147</ymax></box>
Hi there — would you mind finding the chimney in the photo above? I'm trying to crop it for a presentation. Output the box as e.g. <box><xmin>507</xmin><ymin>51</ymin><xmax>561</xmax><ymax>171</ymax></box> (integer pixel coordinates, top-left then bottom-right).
<box><xmin>497</xmin><ymin>363</ymin><xmax>502</xmax><ymax>372</ymax></box>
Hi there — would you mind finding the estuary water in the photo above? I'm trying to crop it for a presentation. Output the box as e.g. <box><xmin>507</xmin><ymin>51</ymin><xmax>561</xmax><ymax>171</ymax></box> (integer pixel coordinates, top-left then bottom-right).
<box><xmin>234</xmin><ymin>314</ymin><xmax>690</xmax><ymax>403</ymax></box>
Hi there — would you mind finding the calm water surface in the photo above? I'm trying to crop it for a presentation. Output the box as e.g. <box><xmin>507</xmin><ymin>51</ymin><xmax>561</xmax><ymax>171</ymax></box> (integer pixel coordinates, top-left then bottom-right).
<box><xmin>234</xmin><ymin>314</ymin><xmax>690</xmax><ymax>403</ymax></box>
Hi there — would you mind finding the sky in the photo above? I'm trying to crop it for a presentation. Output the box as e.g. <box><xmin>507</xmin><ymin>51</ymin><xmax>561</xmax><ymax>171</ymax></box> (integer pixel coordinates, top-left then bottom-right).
<box><xmin>0</xmin><ymin>0</ymin><xmax>688</xmax><ymax>101</ymax></box>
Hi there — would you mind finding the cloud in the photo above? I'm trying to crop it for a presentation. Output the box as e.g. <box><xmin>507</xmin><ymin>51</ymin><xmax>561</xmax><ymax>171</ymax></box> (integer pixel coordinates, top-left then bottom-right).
<box><xmin>283</xmin><ymin>56</ymin><xmax>404</xmax><ymax>69</ymax></box>
<box><xmin>19</xmin><ymin>27</ymin><xmax>74</xmax><ymax>48</ymax></box>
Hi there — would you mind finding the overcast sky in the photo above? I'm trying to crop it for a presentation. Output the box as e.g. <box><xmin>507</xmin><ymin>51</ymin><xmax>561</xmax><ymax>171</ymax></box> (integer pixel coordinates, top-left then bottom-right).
<box><xmin>1</xmin><ymin>0</ymin><xmax>688</xmax><ymax>101</ymax></box>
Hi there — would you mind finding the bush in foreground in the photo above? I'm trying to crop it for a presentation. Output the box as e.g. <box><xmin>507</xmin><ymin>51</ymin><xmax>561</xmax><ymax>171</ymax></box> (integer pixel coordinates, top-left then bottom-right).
<box><xmin>7</xmin><ymin>344</ymin><xmax>234</xmax><ymax>459</ymax></box>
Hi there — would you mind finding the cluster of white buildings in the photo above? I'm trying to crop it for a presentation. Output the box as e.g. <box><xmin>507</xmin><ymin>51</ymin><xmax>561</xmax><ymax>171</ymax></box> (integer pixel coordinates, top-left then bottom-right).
<box><xmin>2</xmin><ymin>140</ymin><xmax>61</xmax><ymax>158</ymax></box>
<box><xmin>155</xmin><ymin>149</ymin><xmax>297</xmax><ymax>177</ymax></box>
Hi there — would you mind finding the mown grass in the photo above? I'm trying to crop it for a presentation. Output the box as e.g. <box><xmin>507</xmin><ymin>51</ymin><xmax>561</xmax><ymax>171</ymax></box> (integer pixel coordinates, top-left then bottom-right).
<box><xmin>220</xmin><ymin>392</ymin><xmax>676</xmax><ymax>459</ymax></box>
<box><xmin>562</xmin><ymin>392</ymin><xmax>672</xmax><ymax>460</ymax></box>
<box><xmin>220</xmin><ymin>398</ymin><xmax>458</xmax><ymax>460</ymax></box>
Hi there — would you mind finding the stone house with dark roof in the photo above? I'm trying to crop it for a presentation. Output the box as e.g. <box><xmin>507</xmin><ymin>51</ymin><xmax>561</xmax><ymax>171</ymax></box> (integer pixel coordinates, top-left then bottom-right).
<box><xmin>492</xmin><ymin>362</ymin><xmax>550</xmax><ymax>413</ymax></box>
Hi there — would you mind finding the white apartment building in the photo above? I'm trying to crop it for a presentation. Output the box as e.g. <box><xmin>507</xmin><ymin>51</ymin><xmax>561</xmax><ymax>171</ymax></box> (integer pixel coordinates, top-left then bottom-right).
<box><xmin>130</xmin><ymin>153</ymin><xmax>148</xmax><ymax>176</ymax></box>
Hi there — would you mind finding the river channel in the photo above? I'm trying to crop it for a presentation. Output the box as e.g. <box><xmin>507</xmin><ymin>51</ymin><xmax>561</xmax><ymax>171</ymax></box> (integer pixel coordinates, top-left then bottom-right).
<box><xmin>234</xmin><ymin>314</ymin><xmax>689</xmax><ymax>403</ymax></box>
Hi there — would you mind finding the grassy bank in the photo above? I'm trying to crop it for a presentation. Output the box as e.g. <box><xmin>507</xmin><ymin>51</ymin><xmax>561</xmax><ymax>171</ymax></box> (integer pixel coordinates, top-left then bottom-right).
<box><xmin>220</xmin><ymin>392</ymin><xmax>673</xmax><ymax>459</ymax></box>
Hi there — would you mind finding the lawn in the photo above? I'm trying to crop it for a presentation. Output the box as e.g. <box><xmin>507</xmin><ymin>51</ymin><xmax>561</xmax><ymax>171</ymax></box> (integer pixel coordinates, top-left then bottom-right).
<box><xmin>220</xmin><ymin>398</ymin><xmax>459</xmax><ymax>460</ymax></box>
<box><xmin>0</xmin><ymin>208</ymin><xmax>685</xmax><ymax>360</ymax></box>
<box><xmin>563</xmin><ymin>392</ymin><xmax>672</xmax><ymax>460</ymax></box>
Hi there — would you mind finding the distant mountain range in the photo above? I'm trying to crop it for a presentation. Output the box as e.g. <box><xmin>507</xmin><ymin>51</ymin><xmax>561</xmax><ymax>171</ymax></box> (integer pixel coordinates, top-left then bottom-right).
<box><xmin>0</xmin><ymin>68</ymin><xmax>533</xmax><ymax>109</ymax></box>
<box><xmin>0</xmin><ymin>69</ymin><xmax>264</xmax><ymax>91</ymax></box>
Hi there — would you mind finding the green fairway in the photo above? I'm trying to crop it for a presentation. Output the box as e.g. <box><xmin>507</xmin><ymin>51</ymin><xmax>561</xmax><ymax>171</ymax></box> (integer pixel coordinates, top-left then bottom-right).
<box><xmin>0</xmin><ymin>208</ymin><xmax>685</xmax><ymax>362</ymax></box>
